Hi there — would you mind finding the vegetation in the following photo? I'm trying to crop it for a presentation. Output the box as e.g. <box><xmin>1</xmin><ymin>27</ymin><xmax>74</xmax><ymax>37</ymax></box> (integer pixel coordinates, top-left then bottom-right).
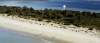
<box><xmin>88</xmin><ymin>28</ymin><xmax>93</xmax><ymax>30</ymax></box>
<box><xmin>38</xmin><ymin>18</ymin><xmax>43</xmax><ymax>21</ymax></box>
<box><xmin>0</xmin><ymin>5</ymin><xmax>100</xmax><ymax>30</ymax></box>
<box><xmin>46</xmin><ymin>20</ymin><xmax>51</xmax><ymax>23</ymax></box>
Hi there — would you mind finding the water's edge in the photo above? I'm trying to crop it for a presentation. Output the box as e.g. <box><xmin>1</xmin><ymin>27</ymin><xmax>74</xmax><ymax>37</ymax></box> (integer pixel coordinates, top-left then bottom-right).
<box><xmin>0</xmin><ymin>26</ymin><xmax>70</xmax><ymax>43</ymax></box>
<box><xmin>0</xmin><ymin>27</ymin><xmax>53</xmax><ymax>43</ymax></box>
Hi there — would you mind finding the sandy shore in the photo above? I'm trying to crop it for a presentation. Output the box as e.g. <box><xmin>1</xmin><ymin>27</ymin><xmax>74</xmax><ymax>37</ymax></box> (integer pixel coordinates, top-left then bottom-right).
<box><xmin>0</xmin><ymin>14</ymin><xmax>100</xmax><ymax>43</ymax></box>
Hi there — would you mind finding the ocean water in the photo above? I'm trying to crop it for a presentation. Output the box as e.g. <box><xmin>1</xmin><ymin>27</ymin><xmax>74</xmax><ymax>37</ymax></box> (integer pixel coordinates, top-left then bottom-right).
<box><xmin>0</xmin><ymin>27</ymin><xmax>52</xmax><ymax>43</ymax></box>
<box><xmin>0</xmin><ymin>0</ymin><xmax>100</xmax><ymax>12</ymax></box>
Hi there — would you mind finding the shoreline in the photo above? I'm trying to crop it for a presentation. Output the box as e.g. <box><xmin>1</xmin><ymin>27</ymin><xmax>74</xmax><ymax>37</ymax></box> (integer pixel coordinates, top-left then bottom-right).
<box><xmin>0</xmin><ymin>15</ymin><xmax>71</xmax><ymax>43</ymax></box>
<box><xmin>44</xmin><ymin>7</ymin><xmax>100</xmax><ymax>13</ymax></box>
<box><xmin>0</xmin><ymin>26</ymin><xmax>70</xmax><ymax>43</ymax></box>
<box><xmin>0</xmin><ymin>21</ymin><xmax>70</xmax><ymax>43</ymax></box>
<box><xmin>0</xmin><ymin>14</ymin><xmax>100</xmax><ymax>43</ymax></box>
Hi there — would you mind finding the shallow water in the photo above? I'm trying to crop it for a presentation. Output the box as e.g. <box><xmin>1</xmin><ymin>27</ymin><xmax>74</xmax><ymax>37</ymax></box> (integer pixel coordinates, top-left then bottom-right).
<box><xmin>0</xmin><ymin>27</ymin><xmax>52</xmax><ymax>43</ymax></box>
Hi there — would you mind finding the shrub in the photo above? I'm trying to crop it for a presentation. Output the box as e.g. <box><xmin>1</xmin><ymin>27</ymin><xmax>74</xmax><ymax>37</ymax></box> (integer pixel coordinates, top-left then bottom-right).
<box><xmin>88</xmin><ymin>28</ymin><xmax>93</xmax><ymax>30</ymax></box>
<box><xmin>51</xmin><ymin>24</ymin><xmax>53</xmax><ymax>26</ymax></box>
<box><xmin>63</xmin><ymin>23</ymin><xmax>70</xmax><ymax>25</ymax></box>
<box><xmin>74</xmin><ymin>23</ymin><xmax>81</xmax><ymax>27</ymax></box>
<box><xmin>38</xmin><ymin>18</ymin><xmax>43</xmax><ymax>21</ymax></box>
<box><xmin>7</xmin><ymin>14</ymin><xmax>10</xmax><ymax>16</ymax></box>
<box><xmin>46</xmin><ymin>20</ymin><xmax>51</xmax><ymax>23</ymax></box>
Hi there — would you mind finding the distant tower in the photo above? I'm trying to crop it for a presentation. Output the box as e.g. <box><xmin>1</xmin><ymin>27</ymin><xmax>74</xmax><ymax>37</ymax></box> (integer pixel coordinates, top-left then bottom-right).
<box><xmin>63</xmin><ymin>5</ymin><xmax>66</xmax><ymax>10</ymax></box>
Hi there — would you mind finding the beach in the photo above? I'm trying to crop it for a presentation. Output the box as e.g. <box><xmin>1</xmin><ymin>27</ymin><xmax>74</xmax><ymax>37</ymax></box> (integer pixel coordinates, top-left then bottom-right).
<box><xmin>0</xmin><ymin>14</ymin><xmax>100</xmax><ymax>43</ymax></box>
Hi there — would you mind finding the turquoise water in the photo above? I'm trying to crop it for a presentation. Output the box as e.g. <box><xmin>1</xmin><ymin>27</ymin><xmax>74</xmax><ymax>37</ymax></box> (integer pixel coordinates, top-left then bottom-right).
<box><xmin>0</xmin><ymin>27</ymin><xmax>52</xmax><ymax>43</ymax></box>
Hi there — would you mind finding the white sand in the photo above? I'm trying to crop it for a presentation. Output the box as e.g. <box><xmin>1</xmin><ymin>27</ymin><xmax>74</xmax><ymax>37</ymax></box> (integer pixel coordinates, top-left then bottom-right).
<box><xmin>0</xmin><ymin>14</ymin><xmax>100</xmax><ymax>43</ymax></box>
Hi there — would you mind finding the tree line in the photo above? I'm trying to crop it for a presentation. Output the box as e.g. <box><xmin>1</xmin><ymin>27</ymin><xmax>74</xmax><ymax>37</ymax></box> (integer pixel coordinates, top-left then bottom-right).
<box><xmin>0</xmin><ymin>5</ymin><xmax>100</xmax><ymax>30</ymax></box>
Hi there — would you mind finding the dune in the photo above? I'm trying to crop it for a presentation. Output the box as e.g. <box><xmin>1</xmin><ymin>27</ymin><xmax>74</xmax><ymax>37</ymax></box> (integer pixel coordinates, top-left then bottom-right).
<box><xmin>0</xmin><ymin>14</ymin><xmax>100</xmax><ymax>43</ymax></box>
